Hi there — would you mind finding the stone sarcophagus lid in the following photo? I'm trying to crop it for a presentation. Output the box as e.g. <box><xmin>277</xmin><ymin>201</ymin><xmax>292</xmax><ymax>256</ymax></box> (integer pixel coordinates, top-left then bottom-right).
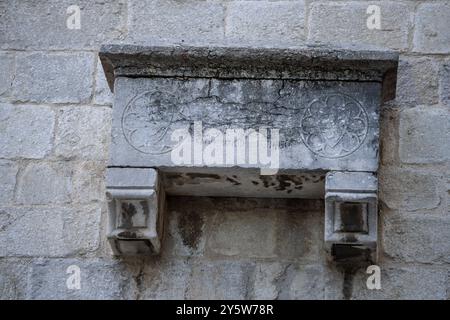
<box><xmin>100</xmin><ymin>44</ymin><xmax>398</xmax><ymax>261</ymax></box>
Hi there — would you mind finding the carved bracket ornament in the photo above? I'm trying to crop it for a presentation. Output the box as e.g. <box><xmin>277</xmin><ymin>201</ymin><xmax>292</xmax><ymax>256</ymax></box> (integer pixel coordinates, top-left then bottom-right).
<box><xmin>100</xmin><ymin>44</ymin><xmax>398</xmax><ymax>262</ymax></box>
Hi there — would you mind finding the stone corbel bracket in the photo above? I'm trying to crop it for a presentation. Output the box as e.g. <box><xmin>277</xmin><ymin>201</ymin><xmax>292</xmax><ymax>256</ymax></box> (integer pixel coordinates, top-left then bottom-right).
<box><xmin>106</xmin><ymin>168</ymin><xmax>165</xmax><ymax>256</ymax></box>
<box><xmin>100</xmin><ymin>44</ymin><xmax>398</xmax><ymax>261</ymax></box>
<box><xmin>325</xmin><ymin>171</ymin><xmax>378</xmax><ymax>263</ymax></box>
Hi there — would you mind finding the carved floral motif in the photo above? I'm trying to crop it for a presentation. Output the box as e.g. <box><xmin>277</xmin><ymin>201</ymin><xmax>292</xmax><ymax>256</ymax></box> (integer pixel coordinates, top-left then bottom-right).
<box><xmin>122</xmin><ymin>91</ymin><xmax>180</xmax><ymax>154</ymax></box>
<box><xmin>300</xmin><ymin>94</ymin><xmax>368</xmax><ymax>158</ymax></box>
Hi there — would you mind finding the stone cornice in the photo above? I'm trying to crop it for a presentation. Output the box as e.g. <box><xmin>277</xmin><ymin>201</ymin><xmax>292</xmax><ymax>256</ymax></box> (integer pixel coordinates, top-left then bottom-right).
<box><xmin>100</xmin><ymin>44</ymin><xmax>398</xmax><ymax>101</ymax></box>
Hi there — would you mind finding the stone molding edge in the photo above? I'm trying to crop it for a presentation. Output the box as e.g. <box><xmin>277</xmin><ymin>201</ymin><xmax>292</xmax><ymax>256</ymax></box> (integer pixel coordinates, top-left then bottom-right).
<box><xmin>99</xmin><ymin>44</ymin><xmax>399</xmax><ymax>102</ymax></box>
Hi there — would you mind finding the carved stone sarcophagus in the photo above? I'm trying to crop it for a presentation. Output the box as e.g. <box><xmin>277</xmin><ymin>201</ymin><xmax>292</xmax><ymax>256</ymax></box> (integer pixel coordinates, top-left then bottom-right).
<box><xmin>100</xmin><ymin>44</ymin><xmax>398</xmax><ymax>261</ymax></box>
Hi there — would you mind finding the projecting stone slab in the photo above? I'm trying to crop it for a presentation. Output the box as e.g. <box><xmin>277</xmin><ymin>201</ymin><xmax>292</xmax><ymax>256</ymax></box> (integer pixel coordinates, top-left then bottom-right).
<box><xmin>100</xmin><ymin>44</ymin><xmax>398</xmax><ymax>258</ymax></box>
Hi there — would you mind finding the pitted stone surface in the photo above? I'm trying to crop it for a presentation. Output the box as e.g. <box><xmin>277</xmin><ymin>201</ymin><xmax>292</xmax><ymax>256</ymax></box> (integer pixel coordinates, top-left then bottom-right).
<box><xmin>13</xmin><ymin>52</ymin><xmax>94</xmax><ymax>104</ymax></box>
<box><xmin>308</xmin><ymin>2</ymin><xmax>413</xmax><ymax>51</ymax></box>
<box><xmin>29</xmin><ymin>259</ymin><xmax>134</xmax><ymax>299</ymax></box>
<box><xmin>0</xmin><ymin>0</ymin><xmax>126</xmax><ymax>50</ymax></box>
<box><xmin>55</xmin><ymin>106</ymin><xmax>111</xmax><ymax>161</ymax></box>
<box><xmin>0</xmin><ymin>53</ymin><xmax>14</xmax><ymax>98</ymax></box>
<box><xmin>0</xmin><ymin>206</ymin><xmax>100</xmax><ymax>257</ymax></box>
<box><xmin>0</xmin><ymin>160</ymin><xmax>18</xmax><ymax>204</ymax></box>
<box><xmin>225</xmin><ymin>1</ymin><xmax>306</xmax><ymax>45</ymax></box>
<box><xmin>0</xmin><ymin>104</ymin><xmax>55</xmax><ymax>159</ymax></box>
<box><xmin>413</xmin><ymin>3</ymin><xmax>450</xmax><ymax>54</ymax></box>
<box><xmin>16</xmin><ymin>162</ymin><xmax>72</xmax><ymax>205</ymax></box>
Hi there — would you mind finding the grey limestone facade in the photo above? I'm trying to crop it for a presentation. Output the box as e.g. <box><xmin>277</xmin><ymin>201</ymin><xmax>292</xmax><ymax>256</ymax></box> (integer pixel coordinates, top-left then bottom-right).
<box><xmin>0</xmin><ymin>0</ymin><xmax>449</xmax><ymax>300</ymax></box>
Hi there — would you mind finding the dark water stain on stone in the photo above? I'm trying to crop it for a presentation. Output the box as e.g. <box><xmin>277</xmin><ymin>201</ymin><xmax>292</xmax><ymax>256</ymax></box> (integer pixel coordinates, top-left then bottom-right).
<box><xmin>275</xmin><ymin>175</ymin><xmax>291</xmax><ymax>191</ymax></box>
<box><xmin>258</xmin><ymin>175</ymin><xmax>315</xmax><ymax>193</ymax></box>
<box><xmin>165</xmin><ymin>173</ymin><xmax>186</xmax><ymax>186</ymax></box>
<box><xmin>185</xmin><ymin>173</ymin><xmax>221</xmax><ymax>180</ymax></box>
<box><xmin>177</xmin><ymin>210</ymin><xmax>204</xmax><ymax>250</ymax></box>
<box><xmin>118</xmin><ymin>231</ymin><xmax>138</xmax><ymax>239</ymax></box>
<box><xmin>226</xmin><ymin>176</ymin><xmax>242</xmax><ymax>185</ymax></box>
<box><xmin>342</xmin><ymin>266</ymin><xmax>356</xmax><ymax>300</ymax></box>
<box><xmin>0</xmin><ymin>210</ymin><xmax>14</xmax><ymax>232</ymax></box>
<box><xmin>165</xmin><ymin>172</ymin><xmax>222</xmax><ymax>187</ymax></box>
<box><xmin>333</xmin><ymin>245</ymin><xmax>373</xmax><ymax>300</ymax></box>
<box><xmin>140</xmin><ymin>200</ymin><xmax>149</xmax><ymax>218</ymax></box>
<box><xmin>120</xmin><ymin>202</ymin><xmax>137</xmax><ymax>228</ymax></box>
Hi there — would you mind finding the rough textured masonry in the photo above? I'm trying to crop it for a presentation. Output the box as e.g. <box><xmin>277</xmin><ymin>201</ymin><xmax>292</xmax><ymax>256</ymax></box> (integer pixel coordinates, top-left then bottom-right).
<box><xmin>0</xmin><ymin>0</ymin><xmax>449</xmax><ymax>300</ymax></box>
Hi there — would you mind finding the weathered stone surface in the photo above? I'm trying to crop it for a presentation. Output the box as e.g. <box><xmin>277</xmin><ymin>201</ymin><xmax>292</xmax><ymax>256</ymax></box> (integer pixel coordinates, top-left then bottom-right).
<box><xmin>225</xmin><ymin>1</ymin><xmax>305</xmax><ymax>45</ymax></box>
<box><xmin>163</xmin><ymin>167</ymin><xmax>325</xmax><ymax>199</ymax></box>
<box><xmin>106</xmin><ymin>167</ymin><xmax>157</xmax><ymax>189</ymax></box>
<box><xmin>413</xmin><ymin>3</ymin><xmax>450</xmax><ymax>54</ymax></box>
<box><xmin>185</xmin><ymin>260</ymin><xmax>253</xmax><ymax>300</ymax></box>
<box><xmin>283</xmin><ymin>264</ymin><xmax>325</xmax><ymax>300</ymax></box>
<box><xmin>250</xmin><ymin>262</ymin><xmax>285</xmax><ymax>299</ymax></box>
<box><xmin>72</xmin><ymin>161</ymin><xmax>106</xmax><ymax>204</ymax></box>
<box><xmin>447</xmin><ymin>271</ymin><xmax>450</xmax><ymax>300</ymax></box>
<box><xmin>128</xmin><ymin>0</ymin><xmax>225</xmax><ymax>44</ymax></box>
<box><xmin>16</xmin><ymin>162</ymin><xmax>72</xmax><ymax>205</ymax></box>
<box><xmin>0</xmin><ymin>104</ymin><xmax>55</xmax><ymax>159</ymax></box>
<box><xmin>139</xmin><ymin>258</ymin><xmax>191</xmax><ymax>300</ymax></box>
<box><xmin>0</xmin><ymin>0</ymin><xmax>126</xmax><ymax>50</ymax></box>
<box><xmin>382</xmin><ymin>214</ymin><xmax>450</xmax><ymax>264</ymax></box>
<box><xmin>326</xmin><ymin>171</ymin><xmax>377</xmax><ymax>192</ymax></box>
<box><xmin>29</xmin><ymin>258</ymin><xmax>134</xmax><ymax>299</ymax></box>
<box><xmin>399</xmin><ymin>106</ymin><xmax>450</xmax><ymax>164</ymax></box>
<box><xmin>447</xmin><ymin>177</ymin><xmax>450</xmax><ymax>218</ymax></box>
<box><xmin>165</xmin><ymin>197</ymin><xmax>323</xmax><ymax>259</ymax></box>
<box><xmin>0</xmin><ymin>259</ymin><xmax>32</xmax><ymax>300</ymax></box>
<box><xmin>325</xmin><ymin>263</ymin><xmax>447</xmax><ymax>300</ymax></box>
<box><xmin>251</xmin><ymin>262</ymin><xmax>325</xmax><ymax>300</ymax></box>
<box><xmin>439</xmin><ymin>60</ymin><xmax>450</xmax><ymax>105</ymax></box>
<box><xmin>55</xmin><ymin>106</ymin><xmax>111</xmax><ymax>160</ymax></box>
<box><xmin>100</xmin><ymin>44</ymin><xmax>399</xmax><ymax>87</ymax></box>
<box><xmin>12</xmin><ymin>53</ymin><xmax>94</xmax><ymax>103</ymax></box>
<box><xmin>165</xmin><ymin>199</ymin><xmax>207</xmax><ymax>257</ymax></box>
<box><xmin>379</xmin><ymin>167</ymin><xmax>442</xmax><ymax>211</ymax></box>
<box><xmin>379</xmin><ymin>106</ymin><xmax>399</xmax><ymax>165</ymax></box>
<box><xmin>0</xmin><ymin>52</ymin><xmax>14</xmax><ymax>98</ymax></box>
<box><xmin>94</xmin><ymin>58</ymin><xmax>114</xmax><ymax>105</ymax></box>
<box><xmin>275</xmin><ymin>200</ymin><xmax>323</xmax><ymax>261</ymax></box>
<box><xmin>0</xmin><ymin>206</ymin><xmax>100</xmax><ymax>257</ymax></box>
<box><xmin>0</xmin><ymin>160</ymin><xmax>18</xmax><ymax>205</ymax></box>
<box><xmin>396</xmin><ymin>57</ymin><xmax>439</xmax><ymax>105</ymax></box>
<box><xmin>111</xmin><ymin>76</ymin><xmax>381</xmax><ymax>172</ymax></box>
<box><xmin>206</xmin><ymin>207</ymin><xmax>278</xmax><ymax>258</ymax></box>
<box><xmin>308</xmin><ymin>2</ymin><xmax>412</xmax><ymax>50</ymax></box>
<box><xmin>0</xmin><ymin>207</ymin><xmax>64</xmax><ymax>257</ymax></box>
<box><xmin>63</xmin><ymin>206</ymin><xmax>102</xmax><ymax>255</ymax></box>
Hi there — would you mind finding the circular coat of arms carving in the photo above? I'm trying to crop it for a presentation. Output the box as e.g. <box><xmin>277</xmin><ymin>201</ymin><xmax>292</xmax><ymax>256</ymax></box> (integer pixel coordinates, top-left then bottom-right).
<box><xmin>121</xmin><ymin>91</ymin><xmax>180</xmax><ymax>155</ymax></box>
<box><xmin>300</xmin><ymin>94</ymin><xmax>369</xmax><ymax>158</ymax></box>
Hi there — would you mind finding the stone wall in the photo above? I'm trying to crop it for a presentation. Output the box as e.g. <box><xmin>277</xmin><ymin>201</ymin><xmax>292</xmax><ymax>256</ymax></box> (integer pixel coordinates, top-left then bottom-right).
<box><xmin>0</xmin><ymin>0</ymin><xmax>449</xmax><ymax>299</ymax></box>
